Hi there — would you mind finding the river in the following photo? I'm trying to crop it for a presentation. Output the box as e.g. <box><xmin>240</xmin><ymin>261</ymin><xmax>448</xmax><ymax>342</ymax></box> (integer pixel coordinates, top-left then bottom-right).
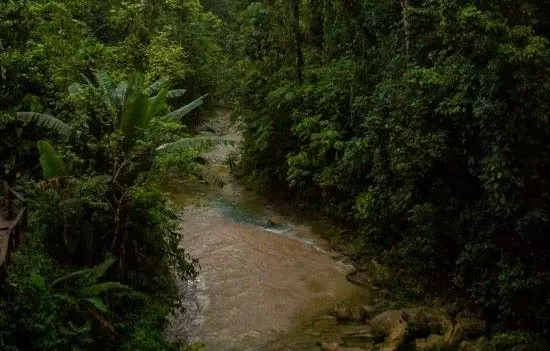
<box><xmin>166</xmin><ymin>112</ymin><xmax>370</xmax><ymax>350</ymax></box>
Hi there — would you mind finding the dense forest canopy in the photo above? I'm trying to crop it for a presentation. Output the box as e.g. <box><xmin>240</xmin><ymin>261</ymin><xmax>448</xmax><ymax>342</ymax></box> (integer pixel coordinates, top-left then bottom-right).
<box><xmin>233</xmin><ymin>0</ymin><xmax>550</xmax><ymax>337</ymax></box>
<box><xmin>0</xmin><ymin>0</ymin><xmax>223</xmax><ymax>349</ymax></box>
<box><xmin>1</xmin><ymin>0</ymin><xmax>550</xmax><ymax>349</ymax></box>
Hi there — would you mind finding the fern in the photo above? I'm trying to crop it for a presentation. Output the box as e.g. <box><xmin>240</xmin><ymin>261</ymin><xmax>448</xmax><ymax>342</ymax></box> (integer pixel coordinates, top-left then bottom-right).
<box><xmin>93</xmin><ymin>71</ymin><xmax>116</xmax><ymax>107</ymax></box>
<box><xmin>16</xmin><ymin>112</ymin><xmax>73</xmax><ymax>137</ymax></box>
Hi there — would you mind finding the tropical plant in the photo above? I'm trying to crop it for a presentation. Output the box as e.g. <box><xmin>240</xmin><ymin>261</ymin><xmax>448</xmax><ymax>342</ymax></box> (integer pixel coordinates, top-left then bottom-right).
<box><xmin>32</xmin><ymin>257</ymin><xmax>128</xmax><ymax>334</ymax></box>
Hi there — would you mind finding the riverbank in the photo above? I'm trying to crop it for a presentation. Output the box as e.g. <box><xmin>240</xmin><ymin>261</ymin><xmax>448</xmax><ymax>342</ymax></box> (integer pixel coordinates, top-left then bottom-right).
<box><xmin>164</xmin><ymin>111</ymin><xmax>548</xmax><ymax>351</ymax></box>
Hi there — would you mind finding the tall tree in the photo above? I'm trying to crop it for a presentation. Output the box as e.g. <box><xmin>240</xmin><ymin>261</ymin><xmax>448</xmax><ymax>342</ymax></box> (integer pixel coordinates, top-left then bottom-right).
<box><xmin>290</xmin><ymin>0</ymin><xmax>303</xmax><ymax>84</ymax></box>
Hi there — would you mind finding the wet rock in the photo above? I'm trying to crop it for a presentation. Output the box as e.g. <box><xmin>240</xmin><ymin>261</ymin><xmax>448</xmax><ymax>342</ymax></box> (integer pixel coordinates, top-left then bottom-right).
<box><xmin>370</xmin><ymin>310</ymin><xmax>406</xmax><ymax>339</ymax></box>
<box><xmin>341</xmin><ymin>326</ymin><xmax>374</xmax><ymax>346</ymax></box>
<box><xmin>370</xmin><ymin>310</ymin><xmax>408</xmax><ymax>350</ymax></box>
<box><xmin>330</xmin><ymin>251</ymin><xmax>344</xmax><ymax>260</ymax></box>
<box><xmin>321</xmin><ymin>342</ymin><xmax>340</xmax><ymax>351</ymax></box>
<box><xmin>408</xmin><ymin>307</ymin><xmax>453</xmax><ymax>337</ymax></box>
<box><xmin>314</xmin><ymin>315</ymin><xmax>339</xmax><ymax>330</ymax></box>
<box><xmin>334</xmin><ymin>306</ymin><xmax>352</xmax><ymax>322</ymax></box>
<box><xmin>444</xmin><ymin>323</ymin><xmax>465</xmax><ymax>346</ymax></box>
<box><xmin>346</xmin><ymin>269</ymin><xmax>370</xmax><ymax>286</ymax></box>
<box><xmin>415</xmin><ymin>334</ymin><xmax>445</xmax><ymax>350</ymax></box>
<box><xmin>361</xmin><ymin>305</ymin><xmax>377</xmax><ymax>320</ymax></box>
<box><xmin>349</xmin><ymin>305</ymin><xmax>368</xmax><ymax>322</ymax></box>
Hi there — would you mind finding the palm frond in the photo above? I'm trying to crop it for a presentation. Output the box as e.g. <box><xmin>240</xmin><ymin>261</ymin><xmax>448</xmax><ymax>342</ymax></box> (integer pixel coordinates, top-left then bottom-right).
<box><xmin>119</xmin><ymin>73</ymin><xmax>151</xmax><ymax>134</ymax></box>
<box><xmin>145</xmin><ymin>77</ymin><xmax>170</xmax><ymax>96</ymax></box>
<box><xmin>90</xmin><ymin>257</ymin><xmax>116</xmax><ymax>282</ymax></box>
<box><xmin>167</xmin><ymin>89</ymin><xmax>187</xmax><ymax>99</ymax></box>
<box><xmin>37</xmin><ymin>140</ymin><xmax>70</xmax><ymax>180</ymax></box>
<box><xmin>148</xmin><ymin>88</ymin><xmax>168</xmax><ymax>118</ymax></box>
<box><xmin>83</xmin><ymin>297</ymin><xmax>108</xmax><ymax>313</ymax></box>
<box><xmin>81</xmin><ymin>282</ymin><xmax>128</xmax><ymax>297</ymax></box>
<box><xmin>51</xmin><ymin>268</ymin><xmax>91</xmax><ymax>287</ymax></box>
<box><xmin>162</xmin><ymin>94</ymin><xmax>207</xmax><ymax>121</ymax></box>
<box><xmin>93</xmin><ymin>71</ymin><xmax>116</xmax><ymax>107</ymax></box>
<box><xmin>16</xmin><ymin>112</ymin><xmax>73</xmax><ymax>137</ymax></box>
<box><xmin>115</xmin><ymin>81</ymin><xmax>128</xmax><ymax>106</ymax></box>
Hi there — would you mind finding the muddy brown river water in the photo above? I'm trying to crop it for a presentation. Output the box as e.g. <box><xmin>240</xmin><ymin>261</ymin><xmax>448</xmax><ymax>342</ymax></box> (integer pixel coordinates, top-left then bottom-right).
<box><xmin>166</xmin><ymin>113</ymin><xmax>369</xmax><ymax>350</ymax></box>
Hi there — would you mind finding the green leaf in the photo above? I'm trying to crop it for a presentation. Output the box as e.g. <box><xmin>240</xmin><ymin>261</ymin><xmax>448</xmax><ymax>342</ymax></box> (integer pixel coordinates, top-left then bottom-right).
<box><xmin>81</xmin><ymin>282</ymin><xmax>128</xmax><ymax>297</ymax></box>
<box><xmin>54</xmin><ymin>293</ymin><xmax>77</xmax><ymax>305</ymax></box>
<box><xmin>16</xmin><ymin>112</ymin><xmax>73</xmax><ymax>137</ymax></box>
<box><xmin>161</xmin><ymin>95</ymin><xmax>207</xmax><ymax>121</ymax></box>
<box><xmin>93</xmin><ymin>71</ymin><xmax>116</xmax><ymax>107</ymax></box>
<box><xmin>148</xmin><ymin>88</ymin><xmax>168</xmax><ymax>118</ymax></box>
<box><xmin>167</xmin><ymin>89</ymin><xmax>187</xmax><ymax>98</ymax></box>
<box><xmin>145</xmin><ymin>77</ymin><xmax>170</xmax><ymax>96</ymax></box>
<box><xmin>83</xmin><ymin>297</ymin><xmax>108</xmax><ymax>313</ymax></box>
<box><xmin>115</xmin><ymin>81</ymin><xmax>128</xmax><ymax>106</ymax></box>
<box><xmin>37</xmin><ymin>140</ymin><xmax>70</xmax><ymax>179</ymax></box>
<box><xmin>30</xmin><ymin>270</ymin><xmax>46</xmax><ymax>289</ymax></box>
<box><xmin>119</xmin><ymin>73</ymin><xmax>152</xmax><ymax>133</ymax></box>
<box><xmin>51</xmin><ymin>268</ymin><xmax>91</xmax><ymax>287</ymax></box>
<box><xmin>90</xmin><ymin>257</ymin><xmax>116</xmax><ymax>282</ymax></box>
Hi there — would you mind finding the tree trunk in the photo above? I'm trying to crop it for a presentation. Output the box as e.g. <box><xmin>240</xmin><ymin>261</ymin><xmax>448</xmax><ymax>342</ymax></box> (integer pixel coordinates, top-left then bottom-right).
<box><xmin>402</xmin><ymin>0</ymin><xmax>410</xmax><ymax>56</ymax></box>
<box><xmin>291</xmin><ymin>0</ymin><xmax>303</xmax><ymax>84</ymax></box>
<box><xmin>309</xmin><ymin>0</ymin><xmax>324</xmax><ymax>50</ymax></box>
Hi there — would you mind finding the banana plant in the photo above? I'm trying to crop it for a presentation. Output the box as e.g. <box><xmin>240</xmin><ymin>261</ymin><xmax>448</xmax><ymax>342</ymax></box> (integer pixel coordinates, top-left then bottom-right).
<box><xmin>37</xmin><ymin>140</ymin><xmax>70</xmax><ymax>179</ymax></box>
<box><xmin>14</xmin><ymin>71</ymin><xmax>207</xmax><ymax>140</ymax></box>
<box><xmin>31</xmin><ymin>257</ymin><xmax>128</xmax><ymax>335</ymax></box>
<box><xmin>69</xmin><ymin>71</ymin><xmax>207</xmax><ymax>135</ymax></box>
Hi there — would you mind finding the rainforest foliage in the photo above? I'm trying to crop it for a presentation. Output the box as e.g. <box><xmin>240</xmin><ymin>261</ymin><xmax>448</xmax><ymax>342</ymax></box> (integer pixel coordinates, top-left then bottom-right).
<box><xmin>0</xmin><ymin>0</ymin><xmax>224</xmax><ymax>349</ymax></box>
<box><xmin>2</xmin><ymin>0</ymin><xmax>550</xmax><ymax>348</ymax></box>
<box><xmin>233</xmin><ymin>0</ymin><xmax>550</xmax><ymax>336</ymax></box>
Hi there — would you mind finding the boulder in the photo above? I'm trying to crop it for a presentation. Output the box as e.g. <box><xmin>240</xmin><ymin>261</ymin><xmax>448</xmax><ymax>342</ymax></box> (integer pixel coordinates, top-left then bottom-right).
<box><xmin>444</xmin><ymin>324</ymin><xmax>464</xmax><ymax>346</ymax></box>
<box><xmin>321</xmin><ymin>342</ymin><xmax>340</xmax><ymax>351</ymax></box>
<box><xmin>408</xmin><ymin>307</ymin><xmax>453</xmax><ymax>337</ymax></box>
<box><xmin>349</xmin><ymin>305</ymin><xmax>368</xmax><ymax>322</ymax></box>
<box><xmin>314</xmin><ymin>315</ymin><xmax>339</xmax><ymax>330</ymax></box>
<box><xmin>370</xmin><ymin>310</ymin><xmax>408</xmax><ymax>340</ymax></box>
<box><xmin>341</xmin><ymin>326</ymin><xmax>374</xmax><ymax>346</ymax></box>
<box><xmin>334</xmin><ymin>306</ymin><xmax>352</xmax><ymax>322</ymax></box>
<box><xmin>370</xmin><ymin>310</ymin><xmax>408</xmax><ymax>350</ymax></box>
<box><xmin>346</xmin><ymin>269</ymin><xmax>370</xmax><ymax>286</ymax></box>
<box><xmin>361</xmin><ymin>305</ymin><xmax>377</xmax><ymax>321</ymax></box>
<box><xmin>415</xmin><ymin>334</ymin><xmax>445</xmax><ymax>350</ymax></box>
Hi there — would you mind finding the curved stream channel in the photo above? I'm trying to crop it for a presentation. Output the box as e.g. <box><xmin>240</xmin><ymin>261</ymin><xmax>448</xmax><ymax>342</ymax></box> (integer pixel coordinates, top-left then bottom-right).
<box><xmin>166</xmin><ymin>113</ymin><xmax>369</xmax><ymax>350</ymax></box>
